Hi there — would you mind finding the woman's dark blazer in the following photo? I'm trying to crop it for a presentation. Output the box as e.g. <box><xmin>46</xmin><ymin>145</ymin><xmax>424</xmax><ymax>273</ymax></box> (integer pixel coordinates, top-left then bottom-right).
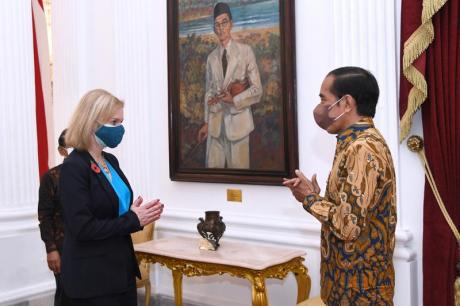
<box><xmin>59</xmin><ymin>149</ymin><xmax>142</xmax><ymax>299</ymax></box>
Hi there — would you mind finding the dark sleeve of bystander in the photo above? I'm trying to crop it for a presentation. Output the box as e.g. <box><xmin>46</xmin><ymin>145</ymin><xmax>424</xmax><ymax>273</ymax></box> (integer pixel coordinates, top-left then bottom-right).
<box><xmin>38</xmin><ymin>170</ymin><xmax>58</xmax><ymax>253</ymax></box>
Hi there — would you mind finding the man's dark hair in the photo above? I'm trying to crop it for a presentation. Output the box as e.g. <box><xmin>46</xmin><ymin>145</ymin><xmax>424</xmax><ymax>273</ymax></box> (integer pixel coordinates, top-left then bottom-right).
<box><xmin>327</xmin><ymin>67</ymin><xmax>379</xmax><ymax>117</ymax></box>
<box><xmin>214</xmin><ymin>2</ymin><xmax>232</xmax><ymax>21</ymax></box>
<box><xmin>58</xmin><ymin>129</ymin><xmax>67</xmax><ymax>147</ymax></box>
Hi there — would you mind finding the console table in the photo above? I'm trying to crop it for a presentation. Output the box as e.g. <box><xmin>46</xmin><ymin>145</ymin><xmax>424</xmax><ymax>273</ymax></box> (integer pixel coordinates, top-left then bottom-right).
<box><xmin>134</xmin><ymin>236</ymin><xmax>311</xmax><ymax>306</ymax></box>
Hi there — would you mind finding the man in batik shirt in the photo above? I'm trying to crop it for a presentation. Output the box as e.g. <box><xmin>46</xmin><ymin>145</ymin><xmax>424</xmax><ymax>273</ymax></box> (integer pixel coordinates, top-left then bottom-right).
<box><xmin>38</xmin><ymin>130</ymin><xmax>70</xmax><ymax>306</ymax></box>
<box><xmin>284</xmin><ymin>67</ymin><xmax>397</xmax><ymax>305</ymax></box>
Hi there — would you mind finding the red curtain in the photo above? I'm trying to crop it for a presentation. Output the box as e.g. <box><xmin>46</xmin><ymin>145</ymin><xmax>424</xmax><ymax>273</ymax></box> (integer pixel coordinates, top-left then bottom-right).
<box><xmin>399</xmin><ymin>0</ymin><xmax>424</xmax><ymax>118</ymax></box>
<box><xmin>32</xmin><ymin>0</ymin><xmax>49</xmax><ymax>177</ymax></box>
<box><xmin>421</xmin><ymin>1</ymin><xmax>460</xmax><ymax>305</ymax></box>
<box><xmin>401</xmin><ymin>0</ymin><xmax>460</xmax><ymax>304</ymax></box>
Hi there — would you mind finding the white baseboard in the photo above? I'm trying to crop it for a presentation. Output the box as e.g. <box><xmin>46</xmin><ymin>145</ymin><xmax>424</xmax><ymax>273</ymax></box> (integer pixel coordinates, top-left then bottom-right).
<box><xmin>0</xmin><ymin>280</ymin><xmax>54</xmax><ymax>306</ymax></box>
<box><xmin>154</xmin><ymin>292</ymin><xmax>247</xmax><ymax>306</ymax></box>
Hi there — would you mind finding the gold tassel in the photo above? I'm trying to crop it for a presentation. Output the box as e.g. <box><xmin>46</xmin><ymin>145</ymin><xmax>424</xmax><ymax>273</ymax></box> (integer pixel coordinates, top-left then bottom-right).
<box><xmin>422</xmin><ymin>0</ymin><xmax>449</xmax><ymax>21</ymax></box>
<box><xmin>456</xmin><ymin>244</ymin><xmax>460</xmax><ymax>306</ymax></box>
<box><xmin>399</xmin><ymin>0</ymin><xmax>449</xmax><ymax>142</ymax></box>
<box><xmin>455</xmin><ymin>277</ymin><xmax>460</xmax><ymax>306</ymax></box>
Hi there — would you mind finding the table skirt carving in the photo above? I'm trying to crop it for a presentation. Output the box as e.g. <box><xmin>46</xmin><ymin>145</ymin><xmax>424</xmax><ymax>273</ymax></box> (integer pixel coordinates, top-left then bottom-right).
<box><xmin>135</xmin><ymin>252</ymin><xmax>311</xmax><ymax>306</ymax></box>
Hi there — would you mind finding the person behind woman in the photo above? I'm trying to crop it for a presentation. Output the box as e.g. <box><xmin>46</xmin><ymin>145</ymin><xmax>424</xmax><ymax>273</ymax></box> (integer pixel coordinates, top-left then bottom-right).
<box><xmin>38</xmin><ymin>129</ymin><xmax>70</xmax><ymax>306</ymax></box>
<box><xmin>60</xmin><ymin>89</ymin><xmax>163</xmax><ymax>305</ymax></box>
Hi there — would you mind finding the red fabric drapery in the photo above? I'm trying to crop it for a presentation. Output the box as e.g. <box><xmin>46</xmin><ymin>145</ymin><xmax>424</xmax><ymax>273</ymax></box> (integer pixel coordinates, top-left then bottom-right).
<box><xmin>400</xmin><ymin>0</ymin><xmax>460</xmax><ymax>305</ymax></box>
<box><xmin>422</xmin><ymin>1</ymin><xmax>460</xmax><ymax>305</ymax></box>
<box><xmin>32</xmin><ymin>0</ymin><xmax>49</xmax><ymax>177</ymax></box>
<box><xmin>401</xmin><ymin>0</ymin><xmax>460</xmax><ymax>305</ymax></box>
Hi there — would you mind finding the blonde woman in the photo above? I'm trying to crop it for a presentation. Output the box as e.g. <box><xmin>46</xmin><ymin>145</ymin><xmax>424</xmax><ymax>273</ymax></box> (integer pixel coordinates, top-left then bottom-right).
<box><xmin>60</xmin><ymin>89</ymin><xmax>163</xmax><ymax>305</ymax></box>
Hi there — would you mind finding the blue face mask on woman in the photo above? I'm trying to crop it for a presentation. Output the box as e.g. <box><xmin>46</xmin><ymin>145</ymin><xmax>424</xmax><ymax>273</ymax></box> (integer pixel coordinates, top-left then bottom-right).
<box><xmin>95</xmin><ymin>124</ymin><xmax>125</xmax><ymax>148</ymax></box>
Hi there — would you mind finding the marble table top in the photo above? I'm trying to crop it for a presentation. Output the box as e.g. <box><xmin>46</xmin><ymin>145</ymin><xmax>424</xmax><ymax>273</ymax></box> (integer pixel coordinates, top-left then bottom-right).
<box><xmin>134</xmin><ymin>236</ymin><xmax>306</xmax><ymax>270</ymax></box>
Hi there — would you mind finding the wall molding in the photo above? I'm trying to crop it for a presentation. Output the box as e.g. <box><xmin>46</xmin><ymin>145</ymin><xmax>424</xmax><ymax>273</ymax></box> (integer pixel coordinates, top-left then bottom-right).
<box><xmin>157</xmin><ymin>208</ymin><xmax>416</xmax><ymax>262</ymax></box>
<box><xmin>0</xmin><ymin>208</ymin><xmax>39</xmax><ymax>238</ymax></box>
<box><xmin>0</xmin><ymin>280</ymin><xmax>54</xmax><ymax>306</ymax></box>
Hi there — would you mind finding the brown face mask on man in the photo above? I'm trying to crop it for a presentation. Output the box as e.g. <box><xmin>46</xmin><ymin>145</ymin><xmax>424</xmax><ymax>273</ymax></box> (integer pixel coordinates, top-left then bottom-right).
<box><xmin>313</xmin><ymin>96</ymin><xmax>346</xmax><ymax>130</ymax></box>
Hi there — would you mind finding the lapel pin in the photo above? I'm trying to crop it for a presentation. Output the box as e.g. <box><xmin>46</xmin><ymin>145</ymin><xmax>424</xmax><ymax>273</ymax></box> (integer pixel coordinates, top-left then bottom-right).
<box><xmin>90</xmin><ymin>161</ymin><xmax>101</xmax><ymax>174</ymax></box>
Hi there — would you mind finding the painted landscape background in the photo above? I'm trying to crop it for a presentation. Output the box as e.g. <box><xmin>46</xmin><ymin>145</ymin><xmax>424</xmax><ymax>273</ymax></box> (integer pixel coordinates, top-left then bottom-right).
<box><xmin>178</xmin><ymin>0</ymin><xmax>285</xmax><ymax>171</ymax></box>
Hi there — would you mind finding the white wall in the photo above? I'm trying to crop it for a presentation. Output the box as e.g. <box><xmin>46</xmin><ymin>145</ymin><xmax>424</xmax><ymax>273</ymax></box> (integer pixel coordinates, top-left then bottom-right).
<box><xmin>0</xmin><ymin>0</ymin><xmax>425</xmax><ymax>305</ymax></box>
<box><xmin>0</xmin><ymin>1</ymin><xmax>55</xmax><ymax>305</ymax></box>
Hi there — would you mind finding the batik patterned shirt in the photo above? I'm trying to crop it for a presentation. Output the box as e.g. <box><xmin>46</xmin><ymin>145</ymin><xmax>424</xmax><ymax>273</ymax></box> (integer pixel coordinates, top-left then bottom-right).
<box><xmin>38</xmin><ymin>165</ymin><xmax>65</xmax><ymax>253</ymax></box>
<box><xmin>304</xmin><ymin>118</ymin><xmax>397</xmax><ymax>305</ymax></box>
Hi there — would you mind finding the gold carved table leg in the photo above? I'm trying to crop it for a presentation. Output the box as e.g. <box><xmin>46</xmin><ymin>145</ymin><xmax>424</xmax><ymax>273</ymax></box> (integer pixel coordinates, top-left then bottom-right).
<box><xmin>172</xmin><ymin>269</ymin><xmax>183</xmax><ymax>306</ymax></box>
<box><xmin>293</xmin><ymin>262</ymin><xmax>311</xmax><ymax>304</ymax></box>
<box><xmin>247</xmin><ymin>273</ymin><xmax>268</xmax><ymax>306</ymax></box>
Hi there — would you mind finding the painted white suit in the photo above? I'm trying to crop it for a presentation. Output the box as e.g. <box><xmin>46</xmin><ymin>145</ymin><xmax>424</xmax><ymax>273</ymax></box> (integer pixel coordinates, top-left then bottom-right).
<box><xmin>204</xmin><ymin>39</ymin><xmax>262</xmax><ymax>168</ymax></box>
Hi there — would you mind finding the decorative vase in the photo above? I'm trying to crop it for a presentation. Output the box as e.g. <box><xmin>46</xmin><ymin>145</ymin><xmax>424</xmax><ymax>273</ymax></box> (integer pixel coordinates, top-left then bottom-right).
<box><xmin>197</xmin><ymin>211</ymin><xmax>226</xmax><ymax>250</ymax></box>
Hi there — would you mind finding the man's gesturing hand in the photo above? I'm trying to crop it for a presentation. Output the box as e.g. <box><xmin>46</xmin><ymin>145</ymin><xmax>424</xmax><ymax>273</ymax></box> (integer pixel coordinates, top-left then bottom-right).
<box><xmin>283</xmin><ymin>170</ymin><xmax>321</xmax><ymax>203</ymax></box>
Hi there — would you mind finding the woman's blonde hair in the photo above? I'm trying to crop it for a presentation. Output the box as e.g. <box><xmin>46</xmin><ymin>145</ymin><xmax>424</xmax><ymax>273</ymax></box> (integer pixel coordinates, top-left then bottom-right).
<box><xmin>65</xmin><ymin>89</ymin><xmax>124</xmax><ymax>150</ymax></box>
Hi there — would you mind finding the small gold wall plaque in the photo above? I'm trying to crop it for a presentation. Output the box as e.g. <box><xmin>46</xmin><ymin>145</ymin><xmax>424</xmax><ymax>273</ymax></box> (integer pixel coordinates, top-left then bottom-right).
<box><xmin>227</xmin><ymin>189</ymin><xmax>242</xmax><ymax>202</ymax></box>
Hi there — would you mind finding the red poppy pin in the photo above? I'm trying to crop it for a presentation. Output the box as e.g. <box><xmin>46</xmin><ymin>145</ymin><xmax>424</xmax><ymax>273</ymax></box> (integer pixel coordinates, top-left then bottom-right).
<box><xmin>90</xmin><ymin>161</ymin><xmax>101</xmax><ymax>174</ymax></box>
